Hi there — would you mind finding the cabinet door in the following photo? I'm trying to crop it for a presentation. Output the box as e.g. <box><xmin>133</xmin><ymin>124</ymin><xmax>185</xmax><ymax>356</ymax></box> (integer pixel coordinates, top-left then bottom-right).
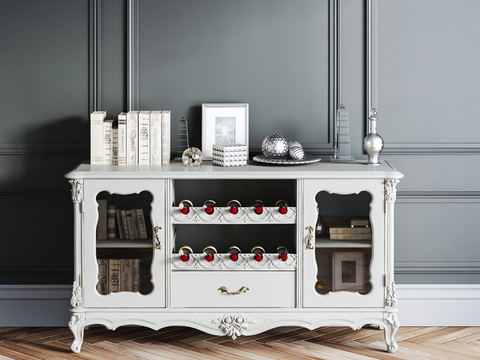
<box><xmin>302</xmin><ymin>179</ymin><xmax>385</xmax><ymax>308</ymax></box>
<box><xmin>83</xmin><ymin>179</ymin><xmax>166</xmax><ymax>307</ymax></box>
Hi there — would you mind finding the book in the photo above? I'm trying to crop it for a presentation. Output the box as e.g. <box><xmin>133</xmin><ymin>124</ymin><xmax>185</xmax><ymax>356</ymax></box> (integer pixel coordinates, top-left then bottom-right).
<box><xmin>96</xmin><ymin>259</ymin><xmax>109</xmax><ymax>295</ymax></box>
<box><xmin>329</xmin><ymin>227</ymin><xmax>371</xmax><ymax>235</ymax></box>
<box><xmin>112</xmin><ymin>126</ymin><xmax>118</xmax><ymax>165</ymax></box>
<box><xmin>125</xmin><ymin>210</ymin><xmax>136</xmax><ymax>240</ymax></box>
<box><xmin>121</xmin><ymin>210</ymin><xmax>130</xmax><ymax>239</ymax></box>
<box><xmin>150</xmin><ymin>111</ymin><xmax>162</xmax><ymax>165</ymax></box>
<box><xmin>131</xmin><ymin>209</ymin><xmax>142</xmax><ymax>239</ymax></box>
<box><xmin>116</xmin><ymin>209</ymin><xmax>125</xmax><ymax>239</ymax></box>
<box><xmin>136</xmin><ymin>208</ymin><xmax>148</xmax><ymax>239</ymax></box>
<box><xmin>107</xmin><ymin>205</ymin><xmax>116</xmax><ymax>239</ymax></box>
<box><xmin>139</xmin><ymin>111</ymin><xmax>151</xmax><ymax>165</ymax></box>
<box><xmin>120</xmin><ymin>259</ymin><xmax>133</xmax><ymax>292</ymax></box>
<box><xmin>90</xmin><ymin>111</ymin><xmax>106</xmax><ymax>165</ymax></box>
<box><xmin>97</xmin><ymin>199</ymin><xmax>107</xmax><ymax>240</ymax></box>
<box><xmin>108</xmin><ymin>259</ymin><xmax>121</xmax><ymax>293</ymax></box>
<box><xmin>330</xmin><ymin>233</ymin><xmax>372</xmax><ymax>240</ymax></box>
<box><xmin>351</xmin><ymin>219</ymin><xmax>369</xmax><ymax>227</ymax></box>
<box><xmin>102</xmin><ymin>119</ymin><xmax>114</xmax><ymax>165</ymax></box>
<box><xmin>161</xmin><ymin>110</ymin><xmax>171</xmax><ymax>165</ymax></box>
<box><xmin>132</xmin><ymin>259</ymin><xmax>140</xmax><ymax>292</ymax></box>
<box><xmin>118</xmin><ymin>112</ymin><xmax>127</xmax><ymax>166</ymax></box>
<box><xmin>127</xmin><ymin>111</ymin><xmax>139</xmax><ymax>165</ymax></box>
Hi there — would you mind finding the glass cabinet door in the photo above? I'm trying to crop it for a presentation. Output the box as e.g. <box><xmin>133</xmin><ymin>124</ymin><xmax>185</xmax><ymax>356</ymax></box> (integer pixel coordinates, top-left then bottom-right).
<box><xmin>303</xmin><ymin>179</ymin><xmax>385</xmax><ymax>308</ymax></box>
<box><xmin>83</xmin><ymin>179</ymin><xmax>165</xmax><ymax>307</ymax></box>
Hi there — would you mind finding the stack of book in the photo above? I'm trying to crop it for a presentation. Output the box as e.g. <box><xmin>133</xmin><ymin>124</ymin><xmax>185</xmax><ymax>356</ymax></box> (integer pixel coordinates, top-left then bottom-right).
<box><xmin>90</xmin><ymin>110</ymin><xmax>171</xmax><ymax>166</ymax></box>
<box><xmin>329</xmin><ymin>219</ymin><xmax>371</xmax><ymax>240</ymax></box>
<box><xmin>96</xmin><ymin>258</ymin><xmax>140</xmax><ymax>295</ymax></box>
<box><xmin>97</xmin><ymin>200</ymin><xmax>149</xmax><ymax>240</ymax></box>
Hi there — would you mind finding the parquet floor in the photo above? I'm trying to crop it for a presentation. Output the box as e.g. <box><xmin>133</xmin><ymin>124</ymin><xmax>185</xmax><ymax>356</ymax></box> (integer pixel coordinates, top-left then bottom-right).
<box><xmin>0</xmin><ymin>326</ymin><xmax>479</xmax><ymax>360</ymax></box>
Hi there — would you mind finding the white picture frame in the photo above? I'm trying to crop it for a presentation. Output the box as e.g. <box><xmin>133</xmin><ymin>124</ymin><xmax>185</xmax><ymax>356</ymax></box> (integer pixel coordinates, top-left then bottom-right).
<box><xmin>202</xmin><ymin>103</ymin><xmax>249</xmax><ymax>160</ymax></box>
<box><xmin>332</xmin><ymin>251</ymin><xmax>365</xmax><ymax>292</ymax></box>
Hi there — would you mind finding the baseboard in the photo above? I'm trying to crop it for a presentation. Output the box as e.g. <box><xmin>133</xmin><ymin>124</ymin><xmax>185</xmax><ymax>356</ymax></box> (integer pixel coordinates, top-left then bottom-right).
<box><xmin>0</xmin><ymin>284</ymin><xmax>479</xmax><ymax>327</ymax></box>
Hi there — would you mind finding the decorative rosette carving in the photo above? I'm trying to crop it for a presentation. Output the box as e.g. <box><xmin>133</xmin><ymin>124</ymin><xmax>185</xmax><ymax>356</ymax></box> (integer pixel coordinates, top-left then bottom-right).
<box><xmin>212</xmin><ymin>314</ymin><xmax>256</xmax><ymax>340</ymax></box>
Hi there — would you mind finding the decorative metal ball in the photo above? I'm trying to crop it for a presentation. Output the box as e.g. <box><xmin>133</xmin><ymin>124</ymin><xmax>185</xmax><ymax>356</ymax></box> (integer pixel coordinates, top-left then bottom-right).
<box><xmin>262</xmin><ymin>133</ymin><xmax>288</xmax><ymax>159</ymax></box>
<box><xmin>288</xmin><ymin>141</ymin><xmax>305</xmax><ymax>160</ymax></box>
<box><xmin>182</xmin><ymin>147</ymin><xmax>203</xmax><ymax>166</ymax></box>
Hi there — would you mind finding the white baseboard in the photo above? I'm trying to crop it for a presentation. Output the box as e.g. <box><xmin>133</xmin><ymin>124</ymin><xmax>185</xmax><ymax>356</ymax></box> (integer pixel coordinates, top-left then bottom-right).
<box><xmin>0</xmin><ymin>284</ymin><xmax>479</xmax><ymax>327</ymax></box>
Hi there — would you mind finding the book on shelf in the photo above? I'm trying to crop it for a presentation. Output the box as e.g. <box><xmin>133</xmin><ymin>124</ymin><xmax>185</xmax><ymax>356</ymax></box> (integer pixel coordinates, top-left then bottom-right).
<box><xmin>150</xmin><ymin>111</ymin><xmax>162</xmax><ymax>165</ymax></box>
<box><xmin>90</xmin><ymin>111</ymin><xmax>106</xmax><ymax>165</ymax></box>
<box><xmin>351</xmin><ymin>219</ymin><xmax>369</xmax><ymax>227</ymax></box>
<box><xmin>132</xmin><ymin>259</ymin><xmax>140</xmax><ymax>292</ymax></box>
<box><xmin>97</xmin><ymin>259</ymin><xmax>139</xmax><ymax>294</ymax></box>
<box><xmin>116</xmin><ymin>209</ymin><xmax>125</xmax><ymax>239</ymax></box>
<box><xmin>161</xmin><ymin>110</ymin><xmax>171</xmax><ymax>165</ymax></box>
<box><xmin>107</xmin><ymin>205</ymin><xmax>116</xmax><ymax>239</ymax></box>
<box><xmin>329</xmin><ymin>227</ymin><xmax>371</xmax><ymax>235</ymax></box>
<box><xmin>96</xmin><ymin>259</ymin><xmax>109</xmax><ymax>295</ymax></box>
<box><xmin>108</xmin><ymin>259</ymin><xmax>121</xmax><ymax>293</ymax></box>
<box><xmin>131</xmin><ymin>209</ymin><xmax>142</xmax><ymax>239</ymax></box>
<box><xmin>330</xmin><ymin>233</ymin><xmax>372</xmax><ymax>240</ymax></box>
<box><xmin>120</xmin><ymin>210</ymin><xmax>130</xmax><ymax>239</ymax></box>
<box><xmin>125</xmin><ymin>210</ymin><xmax>136</xmax><ymax>240</ymax></box>
<box><xmin>139</xmin><ymin>111</ymin><xmax>151</xmax><ymax>165</ymax></box>
<box><xmin>97</xmin><ymin>200</ymin><xmax>107</xmax><ymax>240</ymax></box>
<box><xmin>136</xmin><ymin>208</ymin><xmax>148</xmax><ymax>239</ymax></box>
<box><xmin>120</xmin><ymin>259</ymin><xmax>133</xmax><ymax>292</ymax></box>
<box><xmin>127</xmin><ymin>110</ymin><xmax>139</xmax><ymax>165</ymax></box>
<box><xmin>117</xmin><ymin>112</ymin><xmax>127</xmax><ymax>166</ymax></box>
<box><xmin>112</xmin><ymin>126</ymin><xmax>118</xmax><ymax>165</ymax></box>
<box><xmin>102</xmin><ymin>119</ymin><xmax>114</xmax><ymax>165</ymax></box>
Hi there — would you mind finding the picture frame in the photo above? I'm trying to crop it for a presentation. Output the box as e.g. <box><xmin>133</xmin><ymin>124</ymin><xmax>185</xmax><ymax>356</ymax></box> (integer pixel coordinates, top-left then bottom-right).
<box><xmin>202</xmin><ymin>103</ymin><xmax>249</xmax><ymax>160</ymax></box>
<box><xmin>332</xmin><ymin>251</ymin><xmax>365</xmax><ymax>292</ymax></box>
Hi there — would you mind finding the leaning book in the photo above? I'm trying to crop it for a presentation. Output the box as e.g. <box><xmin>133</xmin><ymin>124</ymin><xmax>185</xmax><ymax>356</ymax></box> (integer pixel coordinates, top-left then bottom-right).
<box><xmin>150</xmin><ymin>111</ymin><xmax>162</xmax><ymax>165</ymax></box>
<box><xmin>127</xmin><ymin>111</ymin><xmax>139</xmax><ymax>165</ymax></box>
<box><xmin>90</xmin><ymin>111</ymin><xmax>106</xmax><ymax>165</ymax></box>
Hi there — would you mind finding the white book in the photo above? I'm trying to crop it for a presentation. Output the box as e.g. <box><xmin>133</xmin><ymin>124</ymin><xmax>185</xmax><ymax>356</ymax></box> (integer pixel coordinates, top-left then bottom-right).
<box><xmin>112</xmin><ymin>126</ymin><xmax>118</xmax><ymax>165</ymax></box>
<box><xmin>117</xmin><ymin>112</ymin><xmax>127</xmax><ymax>166</ymax></box>
<box><xmin>127</xmin><ymin>111</ymin><xmax>139</xmax><ymax>165</ymax></box>
<box><xmin>161</xmin><ymin>110</ymin><xmax>171</xmax><ymax>165</ymax></box>
<box><xmin>102</xmin><ymin>119</ymin><xmax>114</xmax><ymax>165</ymax></box>
<box><xmin>150</xmin><ymin>111</ymin><xmax>162</xmax><ymax>165</ymax></box>
<box><xmin>138</xmin><ymin>111</ymin><xmax>151</xmax><ymax>165</ymax></box>
<box><xmin>90</xmin><ymin>111</ymin><xmax>106</xmax><ymax>165</ymax></box>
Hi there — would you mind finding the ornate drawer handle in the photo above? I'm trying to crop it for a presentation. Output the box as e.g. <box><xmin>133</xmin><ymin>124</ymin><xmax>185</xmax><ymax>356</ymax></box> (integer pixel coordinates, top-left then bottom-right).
<box><xmin>154</xmin><ymin>226</ymin><xmax>162</xmax><ymax>250</ymax></box>
<box><xmin>218</xmin><ymin>286</ymin><xmax>249</xmax><ymax>295</ymax></box>
<box><xmin>306</xmin><ymin>226</ymin><xmax>314</xmax><ymax>249</ymax></box>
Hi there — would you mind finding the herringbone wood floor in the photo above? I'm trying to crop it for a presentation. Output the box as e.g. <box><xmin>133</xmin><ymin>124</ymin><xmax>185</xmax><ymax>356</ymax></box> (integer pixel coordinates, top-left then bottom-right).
<box><xmin>0</xmin><ymin>326</ymin><xmax>479</xmax><ymax>360</ymax></box>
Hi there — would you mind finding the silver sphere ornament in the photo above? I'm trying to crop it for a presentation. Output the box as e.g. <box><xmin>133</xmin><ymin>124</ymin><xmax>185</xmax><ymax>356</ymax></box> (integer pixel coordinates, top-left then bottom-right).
<box><xmin>262</xmin><ymin>133</ymin><xmax>288</xmax><ymax>159</ymax></box>
<box><xmin>182</xmin><ymin>147</ymin><xmax>203</xmax><ymax>166</ymax></box>
<box><xmin>288</xmin><ymin>141</ymin><xmax>305</xmax><ymax>160</ymax></box>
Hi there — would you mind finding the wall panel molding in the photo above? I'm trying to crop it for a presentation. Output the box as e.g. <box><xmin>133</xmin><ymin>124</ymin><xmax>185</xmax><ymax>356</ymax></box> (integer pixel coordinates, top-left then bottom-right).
<box><xmin>384</xmin><ymin>142</ymin><xmax>480</xmax><ymax>155</ymax></box>
<box><xmin>90</xmin><ymin>0</ymin><xmax>102</xmax><ymax>112</ymax></box>
<box><xmin>0</xmin><ymin>144</ymin><xmax>88</xmax><ymax>156</ymax></box>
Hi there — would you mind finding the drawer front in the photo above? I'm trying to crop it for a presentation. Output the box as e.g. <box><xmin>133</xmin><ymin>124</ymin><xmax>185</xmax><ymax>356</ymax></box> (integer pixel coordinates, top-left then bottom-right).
<box><xmin>172</xmin><ymin>271</ymin><xmax>295</xmax><ymax>308</ymax></box>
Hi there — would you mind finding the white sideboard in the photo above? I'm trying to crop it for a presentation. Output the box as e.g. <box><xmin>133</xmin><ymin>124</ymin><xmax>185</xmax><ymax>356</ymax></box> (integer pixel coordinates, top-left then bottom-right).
<box><xmin>66</xmin><ymin>160</ymin><xmax>403</xmax><ymax>353</ymax></box>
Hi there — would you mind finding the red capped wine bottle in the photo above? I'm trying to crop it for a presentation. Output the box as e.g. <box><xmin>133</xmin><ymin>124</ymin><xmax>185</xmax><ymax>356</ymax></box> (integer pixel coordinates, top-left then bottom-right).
<box><xmin>203</xmin><ymin>200</ymin><xmax>216</xmax><ymax>215</ymax></box>
<box><xmin>179</xmin><ymin>245</ymin><xmax>193</xmax><ymax>262</ymax></box>
<box><xmin>275</xmin><ymin>200</ymin><xmax>288</xmax><ymax>215</ymax></box>
<box><xmin>251</xmin><ymin>246</ymin><xmax>265</xmax><ymax>262</ymax></box>
<box><xmin>179</xmin><ymin>199</ymin><xmax>193</xmax><ymax>215</ymax></box>
<box><xmin>229</xmin><ymin>246</ymin><xmax>241</xmax><ymax>261</ymax></box>
<box><xmin>227</xmin><ymin>199</ymin><xmax>241</xmax><ymax>215</ymax></box>
<box><xmin>203</xmin><ymin>245</ymin><xmax>217</xmax><ymax>262</ymax></box>
<box><xmin>252</xmin><ymin>200</ymin><xmax>264</xmax><ymax>215</ymax></box>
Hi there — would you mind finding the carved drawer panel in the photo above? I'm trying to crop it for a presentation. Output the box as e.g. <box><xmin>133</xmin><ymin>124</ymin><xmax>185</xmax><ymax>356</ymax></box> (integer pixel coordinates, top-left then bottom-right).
<box><xmin>171</xmin><ymin>271</ymin><xmax>295</xmax><ymax>308</ymax></box>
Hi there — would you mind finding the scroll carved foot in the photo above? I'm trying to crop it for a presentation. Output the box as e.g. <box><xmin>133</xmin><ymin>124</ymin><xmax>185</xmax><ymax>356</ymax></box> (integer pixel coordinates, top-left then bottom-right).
<box><xmin>384</xmin><ymin>312</ymin><xmax>399</xmax><ymax>353</ymax></box>
<box><xmin>69</xmin><ymin>313</ymin><xmax>85</xmax><ymax>353</ymax></box>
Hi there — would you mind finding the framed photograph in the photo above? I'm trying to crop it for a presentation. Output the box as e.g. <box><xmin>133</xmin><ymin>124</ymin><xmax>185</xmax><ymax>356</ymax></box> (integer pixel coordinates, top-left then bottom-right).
<box><xmin>332</xmin><ymin>251</ymin><xmax>365</xmax><ymax>292</ymax></box>
<box><xmin>202</xmin><ymin>103</ymin><xmax>249</xmax><ymax>160</ymax></box>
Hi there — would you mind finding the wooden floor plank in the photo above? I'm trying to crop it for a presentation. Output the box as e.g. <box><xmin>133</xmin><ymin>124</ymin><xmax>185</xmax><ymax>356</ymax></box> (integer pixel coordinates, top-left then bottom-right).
<box><xmin>166</xmin><ymin>340</ymin><xmax>247</xmax><ymax>360</ymax></box>
<box><xmin>193</xmin><ymin>340</ymin><xmax>284</xmax><ymax>360</ymax></box>
<box><xmin>403</xmin><ymin>327</ymin><xmax>466</xmax><ymax>344</ymax></box>
<box><xmin>322</xmin><ymin>341</ymin><xmax>409</xmax><ymax>360</ymax></box>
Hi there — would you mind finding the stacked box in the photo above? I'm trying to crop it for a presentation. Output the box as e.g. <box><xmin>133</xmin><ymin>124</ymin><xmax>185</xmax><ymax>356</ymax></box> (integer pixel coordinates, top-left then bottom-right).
<box><xmin>212</xmin><ymin>144</ymin><xmax>248</xmax><ymax>167</ymax></box>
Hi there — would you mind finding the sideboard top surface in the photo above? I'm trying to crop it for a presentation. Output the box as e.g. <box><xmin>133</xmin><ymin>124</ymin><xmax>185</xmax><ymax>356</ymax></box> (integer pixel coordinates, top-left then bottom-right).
<box><xmin>66</xmin><ymin>160</ymin><xmax>403</xmax><ymax>180</ymax></box>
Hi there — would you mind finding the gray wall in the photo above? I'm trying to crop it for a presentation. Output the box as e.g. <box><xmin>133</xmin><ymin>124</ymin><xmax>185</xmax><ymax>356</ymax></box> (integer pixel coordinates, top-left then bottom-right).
<box><xmin>0</xmin><ymin>0</ymin><xmax>478</xmax><ymax>285</ymax></box>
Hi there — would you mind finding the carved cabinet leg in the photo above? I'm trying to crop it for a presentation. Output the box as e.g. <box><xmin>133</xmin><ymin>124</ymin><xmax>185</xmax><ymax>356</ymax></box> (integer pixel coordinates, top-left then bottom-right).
<box><xmin>69</xmin><ymin>313</ymin><xmax>85</xmax><ymax>353</ymax></box>
<box><xmin>383</xmin><ymin>312</ymin><xmax>399</xmax><ymax>353</ymax></box>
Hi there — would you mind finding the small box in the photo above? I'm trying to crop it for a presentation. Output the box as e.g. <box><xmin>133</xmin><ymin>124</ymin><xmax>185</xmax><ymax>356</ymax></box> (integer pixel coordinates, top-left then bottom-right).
<box><xmin>212</xmin><ymin>144</ymin><xmax>248</xmax><ymax>167</ymax></box>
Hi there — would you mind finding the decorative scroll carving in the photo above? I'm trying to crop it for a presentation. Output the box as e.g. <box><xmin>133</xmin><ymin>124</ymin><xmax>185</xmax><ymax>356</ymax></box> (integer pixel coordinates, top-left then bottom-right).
<box><xmin>386</xmin><ymin>282</ymin><xmax>397</xmax><ymax>308</ymax></box>
<box><xmin>384</xmin><ymin>179</ymin><xmax>399</xmax><ymax>202</ymax></box>
<box><xmin>71</xmin><ymin>281</ymin><xmax>83</xmax><ymax>309</ymax></box>
<box><xmin>384</xmin><ymin>312</ymin><xmax>399</xmax><ymax>353</ymax></box>
<box><xmin>69</xmin><ymin>180</ymin><xmax>83</xmax><ymax>204</ymax></box>
<box><xmin>68</xmin><ymin>312</ymin><xmax>85</xmax><ymax>353</ymax></box>
<box><xmin>212</xmin><ymin>314</ymin><xmax>257</xmax><ymax>340</ymax></box>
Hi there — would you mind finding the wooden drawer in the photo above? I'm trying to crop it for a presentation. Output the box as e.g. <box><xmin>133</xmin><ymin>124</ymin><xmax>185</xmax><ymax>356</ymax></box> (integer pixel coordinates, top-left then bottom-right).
<box><xmin>172</xmin><ymin>271</ymin><xmax>295</xmax><ymax>308</ymax></box>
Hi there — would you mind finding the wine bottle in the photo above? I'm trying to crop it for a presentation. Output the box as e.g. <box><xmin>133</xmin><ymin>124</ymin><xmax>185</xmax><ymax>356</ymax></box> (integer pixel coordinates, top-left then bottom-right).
<box><xmin>203</xmin><ymin>200</ymin><xmax>216</xmax><ymax>215</ymax></box>
<box><xmin>179</xmin><ymin>245</ymin><xmax>193</xmax><ymax>262</ymax></box>
<box><xmin>179</xmin><ymin>199</ymin><xmax>193</xmax><ymax>215</ymax></box>
<box><xmin>277</xmin><ymin>246</ymin><xmax>288</xmax><ymax>261</ymax></box>
<box><xmin>251</xmin><ymin>246</ymin><xmax>265</xmax><ymax>262</ymax></box>
<box><xmin>229</xmin><ymin>246</ymin><xmax>241</xmax><ymax>261</ymax></box>
<box><xmin>227</xmin><ymin>199</ymin><xmax>241</xmax><ymax>215</ymax></box>
<box><xmin>252</xmin><ymin>200</ymin><xmax>264</xmax><ymax>215</ymax></box>
<box><xmin>203</xmin><ymin>245</ymin><xmax>217</xmax><ymax>262</ymax></box>
<box><xmin>275</xmin><ymin>200</ymin><xmax>288</xmax><ymax>215</ymax></box>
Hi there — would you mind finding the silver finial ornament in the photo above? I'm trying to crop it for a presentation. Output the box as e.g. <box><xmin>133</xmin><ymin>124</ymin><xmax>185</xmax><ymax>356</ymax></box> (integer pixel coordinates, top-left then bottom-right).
<box><xmin>363</xmin><ymin>108</ymin><xmax>384</xmax><ymax>166</ymax></box>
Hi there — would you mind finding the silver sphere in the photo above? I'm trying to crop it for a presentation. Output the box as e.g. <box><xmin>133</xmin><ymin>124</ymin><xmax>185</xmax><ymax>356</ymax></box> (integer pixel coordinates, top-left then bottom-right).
<box><xmin>288</xmin><ymin>141</ymin><xmax>305</xmax><ymax>160</ymax></box>
<box><xmin>262</xmin><ymin>133</ymin><xmax>288</xmax><ymax>159</ymax></box>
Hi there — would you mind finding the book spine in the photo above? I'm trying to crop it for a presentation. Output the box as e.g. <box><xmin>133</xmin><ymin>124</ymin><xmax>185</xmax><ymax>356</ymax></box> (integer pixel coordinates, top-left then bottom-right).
<box><xmin>108</xmin><ymin>259</ymin><xmax>121</xmax><ymax>293</ymax></box>
<box><xmin>131</xmin><ymin>209</ymin><xmax>142</xmax><ymax>239</ymax></box>
<box><xmin>132</xmin><ymin>259</ymin><xmax>140</xmax><ymax>292</ymax></box>
<box><xmin>118</xmin><ymin>112</ymin><xmax>127</xmax><ymax>166</ymax></box>
<box><xmin>90</xmin><ymin>111</ymin><xmax>106</xmax><ymax>165</ymax></box>
<box><xmin>120</xmin><ymin>259</ymin><xmax>133</xmax><ymax>292</ymax></box>
<box><xmin>112</xmin><ymin>126</ymin><xmax>118</xmax><ymax>165</ymax></box>
<box><xmin>121</xmin><ymin>210</ymin><xmax>130</xmax><ymax>239</ymax></box>
<box><xmin>102</xmin><ymin>119</ymin><xmax>114</xmax><ymax>165</ymax></box>
<box><xmin>136</xmin><ymin>208</ymin><xmax>148</xmax><ymax>239</ymax></box>
<box><xmin>107</xmin><ymin>205</ymin><xmax>116</xmax><ymax>239</ymax></box>
<box><xmin>330</xmin><ymin>234</ymin><xmax>372</xmax><ymax>240</ymax></box>
<box><xmin>329</xmin><ymin>228</ymin><xmax>372</xmax><ymax>234</ymax></box>
<box><xmin>127</xmin><ymin>111</ymin><xmax>139</xmax><ymax>165</ymax></box>
<box><xmin>139</xmin><ymin>111</ymin><xmax>151</xmax><ymax>165</ymax></box>
<box><xmin>96</xmin><ymin>259</ymin><xmax>109</xmax><ymax>295</ymax></box>
<box><xmin>161</xmin><ymin>110</ymin><xmax>171</xmax><ymax>165</ymax></box>
<box><xmin>125</xmin><ymin>210</ymin><xmax>136</xmax><ymax>240</ymax></box>
<box><xmin>116</xmin><ymin>209</ymin><xmax>125</xmax><ymax>239</ymax></box>
<box><xmin>97</xmin><ymin>200</ymin><xmax>108</xmax><ymax>240</ymax></box>
<box><xmin>150</xmin><ymin>111</ymin><xmax>162</xmax><ymax>165</ymax></box>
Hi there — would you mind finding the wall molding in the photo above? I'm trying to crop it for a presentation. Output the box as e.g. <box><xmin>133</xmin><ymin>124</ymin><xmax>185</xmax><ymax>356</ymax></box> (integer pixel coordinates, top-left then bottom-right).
<box><xmin>0</xmin><ymin>144</ymin><xmax>88</xmax><ymax>155</ymax></box>
<box><xmin>0</xmin><ymin>284</ymin><xmax>478</xmax><ymax>326</ymax></box>
<box><xmin>90</xmin><ymin>0</ymin><xmax>102</xmax><ymax>112</ymax></box>
<box><xmin>396</xmin><ymin>262</ymin><xmax>480</xmax><ymax>275</ymax></box>
<box><xmin>397</xmin><ymin>192</ymin><xmax>480</xmax><ymax>203</ymax></box>
<box><xmin>383</xmin><ymin>142</ymin><xmax>480</xmax><ymax>155</ymax></box>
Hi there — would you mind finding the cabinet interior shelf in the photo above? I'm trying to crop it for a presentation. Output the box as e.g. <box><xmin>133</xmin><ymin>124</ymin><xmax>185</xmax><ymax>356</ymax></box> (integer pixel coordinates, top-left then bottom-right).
<box><xmin>315</xmin><ymin>239</ymin><xmax>372</xmax><ymax>248</ymax></box>
<box><xmin>96</xmin><ymin>239</ymin><xmax>152</xmax><ymax>248</ymax></box>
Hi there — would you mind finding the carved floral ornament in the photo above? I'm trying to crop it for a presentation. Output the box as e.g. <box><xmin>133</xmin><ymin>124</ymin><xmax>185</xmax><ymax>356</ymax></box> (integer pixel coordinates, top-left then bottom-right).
<box><xmin>69</xmin><ymin>180</ymin><xmax>83</xmax><ymax>204</ymax></box>
<box><xmin>386</xmin><ymin>282</ymin><xmax>397</xmax><ymax>308</ymax></box>
<box><xmin>212</xmin><ymin>314</ymin><xmax>257</xmax><ymax>340</ymax></box>
<box><xmin>384</xmin><ymin>179</ymin><xmax>399</xmax><ymax>202</ymax></box>
<box><xmin>71</xmin><ymin>281</ymin><xmax>83</xmax><ymax>308</ymax></box>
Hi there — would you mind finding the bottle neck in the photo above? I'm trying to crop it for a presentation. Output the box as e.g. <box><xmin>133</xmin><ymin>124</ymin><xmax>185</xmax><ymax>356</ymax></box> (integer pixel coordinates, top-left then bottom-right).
<box><xmin>369</xmin><ymin>119</ymin><xmax>378</xmax><ymax>134</ymax></box>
